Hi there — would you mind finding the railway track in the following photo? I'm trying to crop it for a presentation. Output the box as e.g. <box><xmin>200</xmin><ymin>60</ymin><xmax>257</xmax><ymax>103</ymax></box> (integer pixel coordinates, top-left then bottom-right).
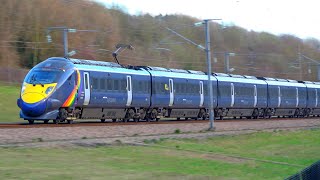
<box><xmin>0</xmin><ymin>117</ymin><xmax>319</xmax><ymax>129</ymax></box>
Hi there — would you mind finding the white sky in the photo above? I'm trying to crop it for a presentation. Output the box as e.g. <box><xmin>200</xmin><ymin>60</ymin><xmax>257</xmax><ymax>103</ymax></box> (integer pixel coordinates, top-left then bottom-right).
<box><xmin>95</xmin><ymin>0</ymin><xmax>320</xmax><ymax>40</ymax></box>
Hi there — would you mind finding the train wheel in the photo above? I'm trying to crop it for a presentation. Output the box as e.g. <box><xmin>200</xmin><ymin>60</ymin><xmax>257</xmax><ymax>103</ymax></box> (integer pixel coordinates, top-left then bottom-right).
<box><xmin>134</xmin><ymin>117</ymin><xmax>139</xmax><ymax>122</ymax></box>
<box><xmin>67</xmin><ymin>120</ymin><xmax>73</xmax><ymax>124</ymax></box>
<box><xmin>44</xmin><ymin>120</ymin><xmax>49</xmax><ymax>124</ymax></box>
<box><xmin>124</xmin><ymin>109</ymin><xmax>135</xmax><ymax>122</ymax></box>
<box><xmin>197</xmin><ymin>109</ymin><xmax>206</xmax><ymax>120</ymax></box>
<box><xmin>150</xmin><ymin>109</ymin><xmax>158</xmax><ymax>121</ymax></box>
<box><xmin>53</xmin><ymin>120</ymin><xmax>59</xmax><ymax>124</ymax></box>
<box><xmin>112</xmin><ymin>119</ymin><xmax>116</xmax><ymax>122</ymax></box>
<box><xmin>28</xmin><ymin>120</ymin><xmax>34</xmax><ymax>124</ymax></box>
<box><xmin>101</xmin><ymin>119</ymin><xmax>106</xmax><ymax>123</ymax></box>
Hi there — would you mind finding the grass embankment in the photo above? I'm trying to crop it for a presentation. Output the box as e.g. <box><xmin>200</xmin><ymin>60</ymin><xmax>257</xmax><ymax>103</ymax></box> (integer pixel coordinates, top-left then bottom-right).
<box><xmin>0</xmin><ymin>84</ymin><xmax>21</xmax><ymax>122</ymax></box>
<box><xmin>0</xmin><ymin>129</ymin><xmax>319</xmax><ymax>179</ymax></box>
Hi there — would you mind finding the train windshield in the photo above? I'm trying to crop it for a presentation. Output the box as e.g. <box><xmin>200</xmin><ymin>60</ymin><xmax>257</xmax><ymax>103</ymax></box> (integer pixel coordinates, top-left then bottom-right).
<box><xmin>24</xmin><ymin>69</ymin><xmax>63</xmax><ymax>85</ymax></box>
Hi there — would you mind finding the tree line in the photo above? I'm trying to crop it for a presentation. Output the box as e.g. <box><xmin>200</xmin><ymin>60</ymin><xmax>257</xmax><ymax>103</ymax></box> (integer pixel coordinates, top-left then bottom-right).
<box><xmin>1</xmin><ymin>0</ymin><xmax>320</xmax><ymax>81</ymax></box>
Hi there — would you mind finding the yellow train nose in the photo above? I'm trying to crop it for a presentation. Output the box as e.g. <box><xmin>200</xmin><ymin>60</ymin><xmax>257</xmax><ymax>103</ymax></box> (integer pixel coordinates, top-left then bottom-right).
<box><xmin>22</xmin><ymin>92</ymin><xmax>46</xmax><ymax>104</ymax></box>
<box><xmin>21</xmin><ymin>83</ymin><xmax>57</xmax><ymax>104</ymax></box>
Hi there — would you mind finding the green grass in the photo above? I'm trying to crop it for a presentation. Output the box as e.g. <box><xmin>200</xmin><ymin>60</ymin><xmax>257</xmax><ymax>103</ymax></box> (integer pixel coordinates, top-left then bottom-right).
<box><xmin>0</xmin><ymin>84</ymin><xmax>21</xmax><ymax>122</ymax></box>
<box><xmin>0</xmin><ymin>129</ymin><xmax>319</xmax><ymax>179</ymax></box>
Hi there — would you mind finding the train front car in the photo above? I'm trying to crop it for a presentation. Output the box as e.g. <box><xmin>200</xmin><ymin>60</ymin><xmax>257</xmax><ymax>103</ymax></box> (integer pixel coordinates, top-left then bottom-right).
<box><xmin>17</xmin><ymin>57</ymin><xmax>76</xmax><ymax>124</ymax></box>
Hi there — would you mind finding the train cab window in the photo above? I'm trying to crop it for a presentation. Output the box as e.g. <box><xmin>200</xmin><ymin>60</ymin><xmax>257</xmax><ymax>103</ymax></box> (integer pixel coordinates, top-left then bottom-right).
<box><xmin>100</xmin><ymin>79</ymin><xmax>105</xmax><ymax>90</ymax></box>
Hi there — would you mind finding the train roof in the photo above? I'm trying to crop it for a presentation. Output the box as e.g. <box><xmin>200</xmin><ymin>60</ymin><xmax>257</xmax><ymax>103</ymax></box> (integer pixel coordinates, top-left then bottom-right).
<box><xmin>46</xmin><ymin>57</ymin><xmax>315</xmax><ymax>86</ymax></box>
<box><xmin>69</xmin><ymin>58</ymin><xmax>122</xmax><ymax>68</ymax></box>
<box><xmin>300</xmin><ymin>81</ymin><xmax>320</xmax><ymax>88</ymax></box>
<box><xmin>68</xmin><ymin>58</ymin><xmax>150</xmax><ymax>76</ymax></box>
<box><xmin>214</xmin><ymin>76</ymin><xmax>266</xmax><ymax>84</ymax></box>
<box><xmin>148</xmin><ymin>69</ymin><xmax>210</xmax><ymax>80</ymax></box>
<box><xmin>264</xmin><ymin>78</ymin><xmax>306</xmax><ymax>87</ymax></box>
<box><xmin>142</xmin><ymin>66</ymin><xmax>206</xmax><ymax>75</ymax></box>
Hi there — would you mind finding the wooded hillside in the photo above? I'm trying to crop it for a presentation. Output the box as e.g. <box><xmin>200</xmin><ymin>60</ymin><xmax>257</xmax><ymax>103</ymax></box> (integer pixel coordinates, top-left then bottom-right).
<box><xmin>1</xmin><ymin>0</ymin><xmax>320</xmax><ymax>81</ymax></box>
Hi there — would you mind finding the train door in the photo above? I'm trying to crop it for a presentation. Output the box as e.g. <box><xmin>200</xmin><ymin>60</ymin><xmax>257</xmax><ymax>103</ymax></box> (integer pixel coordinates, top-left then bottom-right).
<box><xmin>296</xmin><ymin>87</ymin><xmax>299</xmax><ymax>107</ymax></box>
<box><xmin>126</xmin><ymin>76</ymin><xmax>132</xmax><ymax>106</ymax></box>
<box><xmin>278</xmin><ymin>86</ymin><xmax>281</xmax><ymax>107</ymax></box>
<box><xmin>253</xmin><ymin>85</ymin><xmax>257</xmax><ymax>107</ymax></box>
<box><xmin>231</xmin><ymin>83</ymin><xmax>234</xmax><ymax>107</ymax></box>
<box><xmin>316</xmin><ymin>89</ymin><xmax>318</xmax><ymax>107</ymax></box>
<box><xmin>83</xmin><ymin>72</ymin><xmax>90</xmax><ymax>105</ymax></box>
<box><xmin>199</xmin><ymin>81</ymin><xmax>204</xmax><ymax>107</ymax></box>
<box><xmin>169</xmin><ymin>79</ymin><xmax>174</xmax><ymax>106</ymax></box>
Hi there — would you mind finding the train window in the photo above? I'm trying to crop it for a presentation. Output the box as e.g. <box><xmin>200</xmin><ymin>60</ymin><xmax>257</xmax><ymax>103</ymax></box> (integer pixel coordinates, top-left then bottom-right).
<box><xmin>145</xmin><ymin>81</ymin><xmax>148</xmax><ymax>92</ymax></box>
<box><xmin>156</xmin><ymin>82</ymin><xmax>163</xmax><ymax>94</ymax></box>
<box><xmin>186</xmin><ymin>84</ymin><xmax>192</xmax><ymax>94</ymax></box>
<box><xmin>92</xmin><ymin>78</ymin><xmax>98</xmax><ymax>90</ymax></box>
<box><xmin>203</xmin><ymin>84</ymin><xmax>208</xmax><ymax>95</ymax></box>
<box><xmin>100</xmin><ymin>79</ymin><xmax>105</xmax><ymax>90</ymax></box>
<box><xmin>133</xmin><ymin>81</ymin><xmax>137</xmax><ymax>92</ymax></box>
<box><xmin>190</xmin><ymin>84</ymin><xmax>194</xmax><ymax>94</ymax></box>
<box><xmin>160</xmin><ymin>82</ymin><xmax>165</xmax><ymax>93</ymax></box>
<box><xmin>269</xmin><ymin>87</ymin><xmax>278</xmax><ymax>97</ymax></box>
<box><xmin>196</xmin><ymin>84</ymin><xmax>200</xmax><ymax>94</ymax></box>
<box><xmin>114</xmin><ymin>80</ymin><xmax>119</xmax><ymax>90</ymax></box>
<box><xmin>175</xmin><ymin>83</ymin><xmax>180</xmax><ymax>93</ymax></box>
<box><xmin>120</xmin><ymin>79</ymin><xmax>126</xmax><ymax>91</ymax></box>
<box><xmin>138</xmin><ymin>81</ymin><xmax>143</xmax><ymax>92</ymax></box>
<box><xmin>143</xmin><ymin>81</ymin><xmax>147</xmax><ymax>92</ymax></box>
<box><xmin>182</xmin><ymin>83</ymin><xmax>186</xmax><ymax>94</ymax></box>
<box><xmin>107</xmin><ymin>79</ymin><xmax>113</xmax><ymax>90</ymax></box>
<box><xmin>145</xmin><ymin>82</ymin><xmax>149</xmax><ymax>92</ymax></box>
<box><xmin>219</xmin><ymin>85</ymin><xmax>229</xmax><ymax>96</ymax></box>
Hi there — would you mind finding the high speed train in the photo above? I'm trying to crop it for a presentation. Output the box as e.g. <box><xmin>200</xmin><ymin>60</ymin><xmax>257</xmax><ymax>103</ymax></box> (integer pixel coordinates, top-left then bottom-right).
<box><xmin>17</xmin><ymin>57</ymin><xmax>320</xmax><ymax>124</ymax></box>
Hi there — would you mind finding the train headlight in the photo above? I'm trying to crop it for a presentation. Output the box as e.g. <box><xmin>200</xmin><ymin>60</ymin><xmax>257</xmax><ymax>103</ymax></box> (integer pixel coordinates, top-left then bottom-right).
<box><xmin>45</xmin><ymin>86</ymin><xmax>54</xmax><ymax>94</ymax></box>
<box><xmin>21</xmin><ymin>84</ymin><xmax>26</xmax><ymax>94</ymax></box>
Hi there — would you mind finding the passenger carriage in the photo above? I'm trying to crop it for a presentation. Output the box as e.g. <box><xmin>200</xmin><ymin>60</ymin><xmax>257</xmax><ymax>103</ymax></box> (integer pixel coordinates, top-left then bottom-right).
<box><xmin>263</xmin><ymin>78</ymin><xmax>307</xmax><ymax>117</ymax></box>
<box><xmin>72</xmin><ymin>59</ymin><xmax>151</xmax><ymax>122</ymax></box>
<box><xmin>141</xmin><ymin>66</ymin><xmax>218</xmax><ymax>120</ymax></box>
<box><xmin>303</xmin><ymin>81</ymin><xmax>320</xmax><ymax>116</ymax></box>
<box><xmin>214</xmin><ymin>73</ymin><xmax>268</xmax><ymax>119</ymax></box>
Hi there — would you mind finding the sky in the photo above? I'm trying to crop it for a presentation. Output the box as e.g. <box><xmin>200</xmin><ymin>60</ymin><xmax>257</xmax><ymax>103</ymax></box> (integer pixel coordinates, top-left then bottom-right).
<box><xmin>95</xmin><ymin>0</ymin><xmax>320</xmax><ymax>40</ymax></box>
